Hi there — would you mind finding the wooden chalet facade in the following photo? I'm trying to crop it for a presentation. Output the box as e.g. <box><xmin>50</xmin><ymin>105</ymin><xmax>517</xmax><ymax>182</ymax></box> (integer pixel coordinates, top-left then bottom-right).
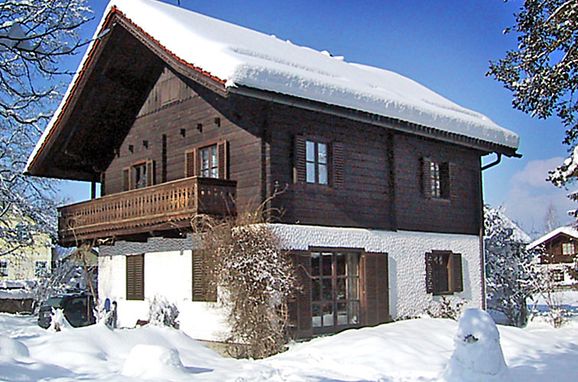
<box><xmin>26</xmin><ymin>0</ymin><xmax>519</xmax><ymax>340</ymax></box>
<box><xmin>528</xmin><ymin>227</ymin><xmax>578</xmax><ymax>285</ymax></box>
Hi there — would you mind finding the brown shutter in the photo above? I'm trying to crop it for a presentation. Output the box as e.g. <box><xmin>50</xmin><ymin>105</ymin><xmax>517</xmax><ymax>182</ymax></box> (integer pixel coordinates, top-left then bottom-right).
<box><xmin>288</xmin><ymin>252</ymin><xmax>312</xmax><ymax>338</ymax></box>
<box><xmin>122</xmin><ymin>168</ymin><xmax>130</xmax><ymax>191</ymax></box>
<box><xmin>126</xmin><ymin>254</ymin><xmax>144</xmax><ymax>301</ymax></box>
<box><xmin>192</xmin><ymin>251</ymin><xmax>216</xmax><ymax>302</ymax></box>
<box><xmin>332</xmin><ymin>141</ymin><xmax>345</xmax><ymax>189</ymax></box>
<box><xmin>448</xmin><ymin>162</ymin><xmax>457</xmax><ymax>200</ymax></box>
<box><xmin>146</xmin><ymin>160</ymin><xmax>155</xmax><ymax>186</ymax></box>
<box><xmin>362</xmin><ymin>252</ymin><xmax>389</xmax><ymax>326</ymax></box>
<box><xmin>217</xmin><ymin>140</ymin><xmax>229</xmax><ymax>179</ymax></box>
<box><xmin>185</xmin><ymin>149</ymin><xmax>197</xmax><ymax>177</ymax></box>
<box><xmin>293</xmin><ymin>135</ymin><xmax>306</xmax><ymax>183</ymax></box>
<box><xmin>440</xmin><ymin>162</ymin><xmax>451</xmax><ymax>199</ymax></box>
<box><xmin>421</xmin><ymin>157</ymin><xmax>432</xmax><ymax>198</ymax></box>
<box><xmin>100</xmin><ymin>172</ymin><xmax>106</xmax><ymax>196</ymax></box>
<box><xmin>450</xmin><ymin>253</ymin><xmax>463</xmax><ymax>293</ymax></box>
<box><xmin>425</xmin><ymin>252</ymin><xmax>434</xmax><ymax>293</ymax></box>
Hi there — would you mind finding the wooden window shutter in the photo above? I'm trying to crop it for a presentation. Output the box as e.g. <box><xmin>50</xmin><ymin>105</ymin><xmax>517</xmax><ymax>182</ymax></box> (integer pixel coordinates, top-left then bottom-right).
<box><xmin>332</xmin><ymin>141</ymin><xmax>345</xmax><ymax>188</ymax></box>
<box><xmin>425</xmin><ymin>252</ymin><xmax>434</xmax><ymax>294</ymax></box>
<box><xmin>100</xmin><ymin>172</ymin><xmax>106</xmax><ymax>196</ymax></box>
<box><xmin>293</xmin><ymin>135</ymin><xmax>306</xmax><ymax>183</ymax></box>
<box><xmin>293</xmin><ymin>252</ymin><xmax>312</xmax><ymax>334</ymax></box>
<box><xmin>184</xmin><ymin>149</ymin><xmax>197</xmax><ymax>178</ymax></box>
<box><xmin>146</xmin><ymin>160</ymin><xmax>156</xmax><ymax>186</ymax></box>
<box><xmin>192</xmin><ymin>251</ymin><xmax>216</xmax><ymax>302</ymax></box>
<box><xmin>440</xmin><ymin>162</ymin><xmax>451</xmax><ymax>199</ymax></box>
<box><xmin>122</xmin><ymin>168</ymin><xmax>131</xmax><ymax>191</ymax></box>
<box><xmin>421</xmin><ymin>157</ymin><xmax>432</xmax><ymax>197</ymax></box>
<box><xmin>126</xmin><ymin>254</ymin><xmax>144</xmax><ymax>301</ymax></box>
<box><xmin>362</xmin><ymin>252</ymin><xmax>390</xmax><ymax>326</ymax></box>
<box><xmin>217</xmin><ymin>140</ymin><xmax>229</xmax><ymax>179</ymax></box>
<box><xmin>450</xmin><ymin>253</ymin><xmax>463</xmax><ymax>293</ymax></box>
<box><xmin>448</xmin><ymin>162</ymin><xmax>457</xmax><ymax>200</ymax></box>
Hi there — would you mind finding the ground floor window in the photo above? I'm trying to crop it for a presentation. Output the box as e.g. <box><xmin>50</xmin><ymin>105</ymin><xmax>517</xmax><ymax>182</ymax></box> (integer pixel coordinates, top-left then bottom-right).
<box><xmin>35</xmin><ymin>261</ymin><xmax>47</xmax><ymax>277</ymax></box>
<box><xmin>126</xmin><ymin>254</ymin><xmax>145</xmax><ymax>301</ymax></box>
<box><xmin>311</xmin><ymin>251</ymin><xmax>360</xmax><ymax>329</ymax></box>
<box><xmin>0</xmin><ymin>260</ymin><xmax>8</xmax><ymax>277</ymax></box>
<box><xmin>550</xmin><ymin>269</ymin><xmax>565</xmax><ymax>282</ymax></box>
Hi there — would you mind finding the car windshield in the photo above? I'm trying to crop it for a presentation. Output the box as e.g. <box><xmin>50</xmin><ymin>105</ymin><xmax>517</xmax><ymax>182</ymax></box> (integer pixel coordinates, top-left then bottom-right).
<box><xmin>44</xmin><ymin>297</ymin><xmax>65</xmax><ymax>308</ymax></box>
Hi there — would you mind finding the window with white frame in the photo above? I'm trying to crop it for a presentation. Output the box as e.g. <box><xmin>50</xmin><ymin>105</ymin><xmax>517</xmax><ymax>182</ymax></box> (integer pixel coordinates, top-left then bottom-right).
<box><xmin>306</xmin><ymin>140</ymin><xmax>328</xmax><ymax>185</ymax></box>
<box><xmin>562</xmin><ymin>242</ymin><xmax>575</xmax><ymax>256</ymax></box>
<box><xmin>35</xmin><ymin>261</ymin><xmax>47</xmax><ymax>277</ymax></box>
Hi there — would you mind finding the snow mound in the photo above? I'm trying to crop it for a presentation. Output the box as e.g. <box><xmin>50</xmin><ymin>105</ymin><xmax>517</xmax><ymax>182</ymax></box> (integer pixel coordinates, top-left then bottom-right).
<box><xmin>442</xmin><ymin>308</ymin><xmax>508</xmax><ymax>381</ymax></box>
<box><xmin>122</xmin><ymin>344</ymin><xmax>186</xmax><ymax>379</ymax></box>
<box><xmin>48</xmin><ymin>308</ymin><xmax>73</xmax><ymax>332</ymax></box>
<box><xmin>0</xmin><ymin>335</ymin><xmax>30</xmax><ymax>359</ymax></box>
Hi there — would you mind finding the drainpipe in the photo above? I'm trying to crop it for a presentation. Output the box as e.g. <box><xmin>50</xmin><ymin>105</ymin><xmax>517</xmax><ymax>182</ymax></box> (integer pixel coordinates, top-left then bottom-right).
<box><xmin>481</xmin><ymin>153</ymin><xmax>502</xmax><ymax>171</ymax></box>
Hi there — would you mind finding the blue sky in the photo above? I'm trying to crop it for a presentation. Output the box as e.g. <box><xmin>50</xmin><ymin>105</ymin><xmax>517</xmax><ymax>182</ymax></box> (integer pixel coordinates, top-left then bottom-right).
<box><xmin>57</xmin><ymin>0</ymin><xmax>574</xmax><ymax>236</ymax></box>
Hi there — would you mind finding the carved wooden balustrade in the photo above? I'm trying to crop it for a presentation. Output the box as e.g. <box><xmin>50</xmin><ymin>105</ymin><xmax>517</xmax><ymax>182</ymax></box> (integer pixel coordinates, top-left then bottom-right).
<box><xmin>58</xmin><ymin>177</ymin><xmax>236</xmax><ymax>246</ymax></box>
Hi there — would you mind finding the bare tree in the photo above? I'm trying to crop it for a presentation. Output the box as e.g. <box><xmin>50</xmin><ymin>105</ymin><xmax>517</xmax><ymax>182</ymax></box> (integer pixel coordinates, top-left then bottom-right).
<box><xmin>0</xmin><ymin>1</ymin><xmax>90</xmax><ymax>256</ymax></box>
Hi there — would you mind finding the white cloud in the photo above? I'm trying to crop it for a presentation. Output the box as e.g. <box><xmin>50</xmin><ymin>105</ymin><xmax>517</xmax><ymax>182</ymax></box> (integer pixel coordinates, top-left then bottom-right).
<box><xmin>499</xmin><ymin>157</ymin><xmax>576</xmax><ymax>238</ymax></box>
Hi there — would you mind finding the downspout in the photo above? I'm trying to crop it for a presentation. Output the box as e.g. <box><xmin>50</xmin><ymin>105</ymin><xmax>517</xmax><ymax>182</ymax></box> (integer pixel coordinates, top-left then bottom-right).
<box><xmin>478</xmin><ymin>152</ymin><xmax>503</xmax><ymax>310</ymax></box>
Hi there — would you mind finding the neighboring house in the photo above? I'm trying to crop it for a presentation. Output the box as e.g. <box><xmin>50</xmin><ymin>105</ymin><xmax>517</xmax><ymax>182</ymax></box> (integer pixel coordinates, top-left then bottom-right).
<box><xmin>0</xmin><ymin>226</ymin><xmax>52</xmax><ymax>313</ymax></box>
<box><xmin>528</xmin><ymin>226</ymin><xmax>578</xmax><ymax>286</ymax></box>
<box><xmin>25</xmin><ymin>0</ymin><xmax>519</xmax><ymax>340</ymax></box>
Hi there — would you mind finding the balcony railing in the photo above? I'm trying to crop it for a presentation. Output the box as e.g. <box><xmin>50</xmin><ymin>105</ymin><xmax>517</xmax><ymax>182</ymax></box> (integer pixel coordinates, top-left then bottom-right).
<box><xmin>58</xmin><ymin>177</ymin><xmax>236</xmax><ymax>246</ymax></box>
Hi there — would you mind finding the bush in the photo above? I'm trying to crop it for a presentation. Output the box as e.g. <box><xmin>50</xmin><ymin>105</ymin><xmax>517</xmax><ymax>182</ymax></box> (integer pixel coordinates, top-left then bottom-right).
<box><xmin>148</xmin><ymin>296</ymin><xmax>179</xmax><ymax>329</ymax></box>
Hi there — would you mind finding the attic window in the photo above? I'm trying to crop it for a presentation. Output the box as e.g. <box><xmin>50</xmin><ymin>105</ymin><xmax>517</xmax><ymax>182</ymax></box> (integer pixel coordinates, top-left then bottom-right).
<box><xmin>422</xmin><ymin>158</ymin><xmax>450</xmax><ymax>199</ymax></box>
<box><xmin>562</xmin><ymin>242</ymin><xmax>574</xmax><ymax>256</ymax></box>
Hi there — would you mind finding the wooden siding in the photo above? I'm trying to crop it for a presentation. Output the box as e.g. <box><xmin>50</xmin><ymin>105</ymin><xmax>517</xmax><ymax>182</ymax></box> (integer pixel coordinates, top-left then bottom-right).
<box><xmin>103</xmin><ymin>68</ymin><xmax>263</xmax><ymax>215</ymax></box>
<box><xmin>540</xmin><ymin>234</ymin><xmax>578</xmax><ymax>264</ymax></box>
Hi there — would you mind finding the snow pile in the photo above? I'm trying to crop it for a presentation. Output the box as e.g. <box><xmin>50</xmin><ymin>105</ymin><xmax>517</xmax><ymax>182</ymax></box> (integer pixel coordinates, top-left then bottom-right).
<box><xmin>0</xmin><ymin>335</ymin><xmax>29</xmax><ymax>359</ymax></box>
<box><xmin>48</xmin><ymin>308</ymin><xmax>73</xmax><ymax>332</ymax></box>
<box><xmin>442</xmin><ymin>309</ymin><xmax>508</xmax><ymax>382</ymax></box>
<box><xmin>122</xmin><ymin>344</ymin><xmax>187</xmax><ymax>380</ymax></box>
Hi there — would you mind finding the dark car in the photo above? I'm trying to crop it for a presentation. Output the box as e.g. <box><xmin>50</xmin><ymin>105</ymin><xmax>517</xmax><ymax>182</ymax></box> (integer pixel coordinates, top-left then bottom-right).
<box><xmin>38</xmin><ymin>293</ymin><xmax>96</xmax><ymax>329</ymax></box>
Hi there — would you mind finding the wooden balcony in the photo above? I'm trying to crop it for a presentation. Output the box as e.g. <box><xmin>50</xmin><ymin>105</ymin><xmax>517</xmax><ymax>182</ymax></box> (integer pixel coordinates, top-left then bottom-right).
<box><xmin>58</xmin><ymin>177</ymin><xmax>236</xmax><ymax>246</ymax></box>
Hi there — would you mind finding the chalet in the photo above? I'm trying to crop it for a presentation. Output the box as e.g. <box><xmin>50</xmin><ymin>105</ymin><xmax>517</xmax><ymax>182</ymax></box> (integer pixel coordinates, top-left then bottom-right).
<box><xmin>25</xmin><ymin>0</ymin><xmax>519</xmax><ymax>340</ymax></box>
<box><xmin>528</xmin><ymin>226</ymin><xmax>578</xmax><ymax>285</ymax></box>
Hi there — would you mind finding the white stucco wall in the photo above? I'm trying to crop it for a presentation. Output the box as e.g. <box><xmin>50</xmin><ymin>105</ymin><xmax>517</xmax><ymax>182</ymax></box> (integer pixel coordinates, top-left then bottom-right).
<box><xmin>98</xmin><ymin>249</ymin><xmax>228</xmax><ymax>341</ymax></box>
<box><xmin>268</xmin><ymin>224</ymin><xmax>483</xmax><ymax>319</ymax></box>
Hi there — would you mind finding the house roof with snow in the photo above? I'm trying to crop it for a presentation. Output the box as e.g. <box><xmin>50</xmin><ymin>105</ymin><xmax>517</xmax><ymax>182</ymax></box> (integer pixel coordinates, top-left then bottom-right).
<box><xmin>25</xmin><ymin>0</ymin><xmax>520</xmax><ymax>180</ymax></box>
<box><xmin>528</xmin><ymin>226</ymin><xmax>578</xmax><ymax>250</ymax></box>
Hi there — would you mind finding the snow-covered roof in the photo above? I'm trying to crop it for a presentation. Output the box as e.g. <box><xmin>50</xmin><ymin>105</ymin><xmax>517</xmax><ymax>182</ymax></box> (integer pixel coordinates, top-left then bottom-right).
<box><xmin>26</xmin><ymin>0</ymin><xmax>519</xmax><ymax>172</ymax></box>
<box><xmin>528</xmin><ymin>226</ymin><xmax>578</xmax><ymax>250</ymax></box>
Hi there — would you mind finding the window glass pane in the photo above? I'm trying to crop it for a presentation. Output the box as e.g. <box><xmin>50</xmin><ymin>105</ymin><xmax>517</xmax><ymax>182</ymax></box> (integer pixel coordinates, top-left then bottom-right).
<box><xmin>322</xmin><ymin>253</ymin><xmax>332</xmax><ymax>276</ymax></box>
<box><xmin>318</xmin><ymin>143</ymin><xmax>327</xmax><ymax>164</ymax></box>
<box><xmin>337</xmin><ymin>302</ymin><xmax>347</xmax><ymax>325</ymax></box>
<box><xmin>306</xmin><ymin>141</ymin><xmax>315</xmax><ymax>162</ymax></box>
<box><xmin>322</xmin><ymin>278</ymin><xmax>332</xmax><ymax>300</ymax></box>
<box><xmin>311</xmin><ymin>253</ymin><xmax>320</xmax><ymax>276</ymax></box>
<box><xmin>210</xmin><ymin>145</ymin><xmax>217</xmax><ymax>163</ymax></box>
<box><xmin>312</xmin><ymin>304</ymin><xmax>322</xmax><ymax>328</ymax></box>
<box><xmin>318</xmin><ymin>163</ymin><xmax>328</xmax><ymax>185</ymax></box>
<box><xmin>336</xmin><ymin>254</ymin><xmax>346</xmax><ymax>276</ymax></box>
<box><xmin>336</xmin><ymin>278</ymin><xmax>346</xmax><ymax>300</ymax></box>
<box><xmin>210</xmin><ymin>167</ymin><xmax>218</xmax><ymax>178</ymax></box>
<box><xmin>306</xmin><ymin>162</ymin><xmax>316</xmax><ymax>183</ymax></box>
<box><xmin>134</xmin><ymin>164</ymin><xmax>147</xmax><ymax>189</ymax></box>
<box><xmin>432</xmin><ymin>253</ymin><xmax>450</xmax><ymax>293</ymax></box>
<box><xmin>0</xmin><ymin>260</ymin><xmax>8</xmax><ymax>277</ymax></box>
<box><xmin>322</xmin><ymin>303</ymin><xmax>334</xmax><ymax>327</ymax></box>
<box><xmin>348</xmin><ymin>301</ymin><xmax>360</xmax><ymax>324</ymax></box>
<box><xmin>312</xmin><ymin>279</ymin><xmax>321</xmax><ymax>302</ymax></box>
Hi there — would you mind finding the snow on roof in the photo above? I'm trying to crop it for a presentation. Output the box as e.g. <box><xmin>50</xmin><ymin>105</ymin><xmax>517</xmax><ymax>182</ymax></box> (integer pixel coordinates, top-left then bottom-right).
<box><xmin>26</xmin><ymin>0</ymin><xmax>518</xmax><ymax>171</ymax></box>
<box><xmin>528</xmin><ymin>226</ymin><xmax>578</xmax><ymax>250</ymax></box>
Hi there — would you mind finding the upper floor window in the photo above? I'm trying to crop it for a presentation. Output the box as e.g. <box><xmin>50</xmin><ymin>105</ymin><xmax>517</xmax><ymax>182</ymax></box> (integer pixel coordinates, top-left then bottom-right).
<box><xmin>423</xmin><ymin>158</ymin><xmax>450</xmax><ymax>199</ymax></box>
<box><xmin>0</xmin><ymin>260</ymin><xmax>8</xmax><ymax>277</ymax></box>
<box><xmin>562</xmin><ymin>242</ymin><xmax>574</xmax><ymax>256</ymax></box>
<box><xmin>35</xmin><ymin>261</ymin><xmax>47</xmax><ymax>277</ymax></box>
<box><xmin>133</xmin><ymin>163</ymin><xmax>147</xmax><ymax>189</ymax></box>
<box><xmin>306</xmin><ymin>140</ymin><xmax>328</xmax><ymax>185</ymax></box>
<box><xmin>425</xmin><ymin>251</ymin><xmax>463</xmax><ymax>295</ymax></box>
<box><xmin>199</xmin><ymin>144</ymin><xmax>219</xmax><ymax>178</ymax></box>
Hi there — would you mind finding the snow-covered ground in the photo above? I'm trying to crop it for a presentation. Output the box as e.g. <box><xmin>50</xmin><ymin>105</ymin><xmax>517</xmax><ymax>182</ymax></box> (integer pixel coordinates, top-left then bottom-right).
<box><xmin>1</xmin><ymin>313</ymin><xmax>577</xmax><ymax>381</ymax></box>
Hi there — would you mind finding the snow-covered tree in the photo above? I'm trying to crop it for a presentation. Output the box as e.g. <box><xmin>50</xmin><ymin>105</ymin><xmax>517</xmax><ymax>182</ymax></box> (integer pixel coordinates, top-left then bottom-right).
<box><xmin>484</xmin><ymin>205</ymin><xmax>539</xmax><ymax>327</ymax></box>
<box><xmin>488</xmin><ymin>1</ymin><xmax>578</xmax><ymax>195</ymax></box>
<box><xmin>0</xmin><ymin>1</ymin><xmax>90</xmax><ymax>256</ymax></box>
